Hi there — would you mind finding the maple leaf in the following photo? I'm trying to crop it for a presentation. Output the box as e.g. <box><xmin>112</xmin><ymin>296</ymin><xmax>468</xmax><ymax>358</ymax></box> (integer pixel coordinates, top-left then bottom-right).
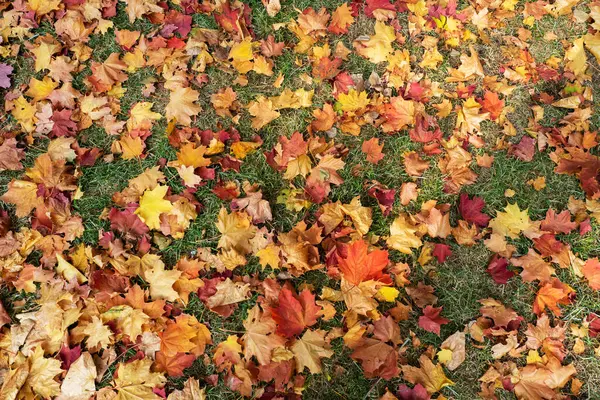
<box><xmin>272</xmin><ymin>288</ymin><xmax>321</xmax><ymax>337</ymax></box>
<box><xmin>338</xmin><ymin>240</ymin><xmax>390</xmax><ymax>285</ymax></box>
<box><xmin>134</xmin><ymin>185</ymin><xmax>174</xmax><ymax>230</ymax></box>
<box><xmin>60</xmin><ymin>352</ymin><xmax>96</xmax><ymax>398</ymax></box>
<box><xmin>0</xmin><ymin>138</ymin><xmax>24</xmax><ymax>172</ymax></box>
<box><xmin>0</xmin><ymin>63</ymin><xmax>13</xmax><ymax>88</ymax></box>
<box><xmin>381</xmin><ymin>96</ymin><xmax>416</xmax><ymax>132</ymax></box>
<box><xmin>354</xmin><ymin>21</ymin><xmax>395</xmax><ymax>63</ymax></box>
<box><xmin>216</xmin><ymin>207</ymin><xmax>257</xmax><ymax>255</ymax></box>
<box><xmin>205</xmin><ymin>278</ymin><xmax>250</xmax><ymax>309</ymax></box>
<box><xmin>361</xmin><ymin>138</ymin><xmax>384</xmax><ymax>164</ymax></box>
<box><xmin>512</xmin><ymin>249</ymin><xmax>555</xmax><ymax>283</ymax></box>
<box><xmin>480</xmin><ymin>91</ymin><xmax>504</xmax><ymax>120</ymax></box>
<box><xmin>167</xmin><ymin>378</ymin><xmax>206</xmax><ymax>400</ymax></box>
<box><xmin>311</xmin><ymin>103</ymin><xmax>336</xmax><ymax>131</ymax></box>
<box><xmin>145</xmin><ymin>262</ymin><xmax>182</xmax><ymax>302</ymax></box>
<box><xmin>82</xmin><ymin>316</ymin><xmax>114</xmax><ymax>349</ymax></box>
<box><xmin>248</xmin><ymin>96</ymin><xmax>280</xmax><ymax>130</ymax></box>
<box><xmin>260</xmin><ymin>35</ymin><xmax>285</xmax><ymax>57</ymax></box>
<box><xmin>166</xmin><ymin>87</ymin><xmax>201</xmax><ymax>126</ymax></box>
<box><xmin>432</xmin><ymin>243</ymin><xmax>452</xmax><ymax>263</ymax></box>
<box><xmin>565</xmin><ymin>37</ymin><xmax>587</xmax><ymax>77</ymax></box>
<box><xmin>242</xmin><ymin>305</ymin><xmax>287</xmax><ymax>365</ymax></box>
<box><xmin>487</xmin><ymin>254</ymin><xmax>514</xmax><ymax>284</ymax></box>
<box><xmin>155</xmin><ymin>351</ymin><xmax>196</xmax><ymax>377</ymax></box>
<box><xmin>113</xmin><ymin>359</ymin><xmax>166</xmax><ymax>400</ymax></box>
<box><xmin>458</xmin><ymin>193</ymin><xmax>490</xmax><ymax>227</ymax></box>
<box><xmin>489</xmin><ymin>203</ymin><xmax>532</xmax><ymax>239</ymax></box>
<box><xmin>418</xmin><ymin>306</ymin><xmax>450</xmax><ymax>336</ymax></box>
<box><xmin>291</xmin><ymin>329</ymin><xmax>334</xmax><ymax>374</ymax></box>
<box><xmin>540</xmin><ymin>209</ymin><xmax>577</xmax><ymax>234</ymax></box>
<box><xmin>373</xmin><ymin>315</ymin><xmax>402</xmax><ymax>345</ymax></box>
<box><xmin>510</xmin><ymin>136</ymin><xmax>536</xmax><ymax>162</ymax></box>
<box><xmin>387</xmin><ymin>214</ymin><xmax>423</xmax><ymax>254</ymax></box>
<box><xmin>0</xmin><ymin>180</ymin><xmax>40</xmax><ymax>217</ymax></box>
<box><xmin>351</xmin><ymin>338</ymin><xmax>400</xmax><ymax>379</ymax></box>
<box><xmin>402</xmin><ymin>355</ymin><xmax>454</xmax><ymax>394</ymax></box>
<box><xmin>337</xmin><ymin>89</ymin><xmax>370</xmax><ymax>112</ymax></box>
<box><xmin>533</xmin><ymin>278</ymin><xmax>574</xmax><ymax>316</ymax></box>
<box><xmin>328</xmin><ymin>3</ymin><xmax>354</xmax><ymax>34</ymax></box>
<box><xmin>24</xmin><ymin>347</ymin><xmax>63</xmax><ymax>398</ymax></box>
<box><xmin>583</xmin><ymin>258</ymin><xmax>600</xmax><ymax>290</ymax></box>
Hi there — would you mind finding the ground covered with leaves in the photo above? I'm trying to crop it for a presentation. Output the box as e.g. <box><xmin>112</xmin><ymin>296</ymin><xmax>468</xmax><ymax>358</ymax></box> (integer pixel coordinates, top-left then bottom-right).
<box><xmin>3</xmin><ymin>0</ymin><xmax>600</xmax><ymax>399</ymax></box>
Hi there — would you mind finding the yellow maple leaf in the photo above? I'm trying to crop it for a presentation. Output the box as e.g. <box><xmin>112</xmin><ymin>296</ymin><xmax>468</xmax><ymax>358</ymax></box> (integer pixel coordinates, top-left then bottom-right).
<box><xmin>489</xmin><ymin>203</ymin><xmax>533</xmax><ymax>239</ymax></box>
<box><xmin>291</xmin><ymin>329</ymin><xmax>334</xmax><ymax>374</ymax></box>
<box><xmin>256</xmin><ymin>244</ymin><xmax>280</xmax><ymax>269</ymax></box>
<box><xmin>248</xmin><ymin>96</ymin><xmax>280</xmax><ymax>130</ymax></box>
<box><xmin>102</xmin><ymin>305</ymin><xmax>149</xmax><ymax>340</ymax></box>
<box><xmin>135</xmin><ymin>185</ymin><xmax>174</xmax><ymax>230</ymax></box>
<box><xmin>26</xmin><ymin>76</ymin><xmax>58</xmax><ymax>102</ymax></box>
<box><xmin>114</xmin><ymin>359</ymin><xmax>166</xmax><ymax>400</ymax></box>
<box><xmin>60</xmin><ymin>352</ymin><xmax>97</xmax><ymax>397</ymax></box>
<box><xmin>82</xmin><ymin>316</ymin><xmax>114</xmax><ymax>349</ymax></box>
<box><xmin>11</xmin><ymin>96</ymin><xmax>36</xmax><ymax>132</ymax></box>
<box><xmin>144</xmin><ymin>262</ymin><xmax>182</xmax><ymax>302</ymax></box>
<box><xmin>216</xmin><ymin>207</ymin><xmax>257</xmax><ymax>254</ymax></box>
<box><xmin>28</xmin><ymin>0</ymin><xmax>61</xmax><ymax>16</ymax></box>
<box><xmin>26</xmin><ymin>347</ymin><xmax>63</xmax><ymax>398</ymax></box>
<box><xmin>337</xmin><ymin>89</ymin><xmax>370</xmax><ymax>112</ymax></box>
<box><xmin>584</xmin><ymin>33</ymin><xmax>600</xmax><ymax>64</ymax></box>
<box><xmin>117</xmin><ymin>135</ymin><xmax>144</xmax><ymax>160</ymax></box>
<box><xmin>402</xmin><ymin>355</ymin><xmax>454</xmax><ymax>394</ymax></box>
<box><xmin>386</xmin><ymin>214</ymin><xmax>423</xmax><ymax>254</ymax></box>
<box><xmin>565</xmin><ymin>37</ymin><xmax>587</xmax><ymax>77</ymax></box>
<box><xmin>229</xmin><ymin>39</ymin><xmax>254</xmax><ymax>62</ymax></box>
<box><xmin>128</xmin><ymin>102</ymin><xmax>162</xmax><ymax>131</ymax></box>
<box><xmin>0</xmin><ymin>180</ymin><xmax>40</xmax><ymax>217</ymax></box>
<box><xmin>355</xmin><ymin>21</ymin><xmax>395</xmax><ymax>63</ymax></box>
<box><xmin>56</xmin><ymin>254</ymin><xmax>87</xmax><ymax>284</ymax></box>
<box><xmin>165</xmin><ymin>87</ymin><xmax>201</xmax><ymax>126</ymax></box>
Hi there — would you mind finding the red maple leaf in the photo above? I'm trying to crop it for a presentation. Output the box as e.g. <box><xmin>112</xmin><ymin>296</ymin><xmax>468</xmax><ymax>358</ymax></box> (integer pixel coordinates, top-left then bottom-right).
<box><xmin>108</xmin><ymin>207</ymin><xmax>149</xmax><ymax>239</ymax></box>
<box><xmin>51</xmin><ymin>109</ymin><xmax>78</xmax><ymax>137</ymax></box>
<box><xmin>397</xmin><ymin>384</ymin><xmax>430</xmax><ymax>400</ymax></box>
<box><xmin>312</xmin><ymin>57</ymin><xmax>342</xmax><ymax>81</ymax></box>
<box><xmin>418</xmin><ymin>305</ymin><xmax>449</xmax><ymax>335</ymax></box>
<box><xmin>364</xmin><ymin>0</ymin><xmax>397</xmax><ymax>17</ymax></box>
<box><xmin>271</xmin><ymin>288</ymin><xmax>321</xmax><ymax>338</ymax></box>
<box><xmin>409</xmin><ymin>114</ymin><xmax>442</xmax><ymax>143</ymax></box>
<box><xmin>458</xmin><ymin>193</ymin><xmax>490</xmax><ymax>227</ymax></box>
<box><xmin>487</xmin><ymin>255</ymin><xmax>514</xmax><ymax>284</ymax></box>
<box><xmin>432</xmin><ymin>243</ymin><xmax>452</xmax><ymax>263</ymax></box>
<box><xmin>333</xmin><ymin>71</ymin><xmax>355</xmax><ymax>95</ymax></box>
<box><xmin>351</xmin><ymin>338</ymin><xmax>400</xmax><ymax>379</ymax></box>
<box><xmin>59</xmin><ymin>344</ymin><xmax>82</xmax><ymax>370</ymax></box>
<box><xmin>509</xmin><ymin>136</ymin><xmax>536</xmax><ymax>162</ymax></box>
<box><xmin>338</xmin><ymin>240</ymin><xmax>391</xmax><ymax>285</ymax></box>
<box><xmin>367</xmin><ymin>184</ymin><xmax>395</xmax><ymax>216</ymax></box>
<box><xmin>555</xmin><ymin>147</ymin><xmax>600</xmax><ymax>198</ymax></box>
<box><xmin>540</xmin><ymin>209</ymin><xmax>577</xmax><ymax>234</ymax></box>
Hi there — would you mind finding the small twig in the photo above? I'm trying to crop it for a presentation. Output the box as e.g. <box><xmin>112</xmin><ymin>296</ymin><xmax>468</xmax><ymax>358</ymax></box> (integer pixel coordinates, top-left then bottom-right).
<box><xmin>363</xmin><ymin>377</ymin><xmax>382</xmax><ymax>400</ymax></box>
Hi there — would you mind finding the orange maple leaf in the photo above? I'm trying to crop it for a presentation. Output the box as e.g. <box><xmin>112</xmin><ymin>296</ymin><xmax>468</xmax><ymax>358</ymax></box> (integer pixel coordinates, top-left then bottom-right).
<box><xmin>338</xmin><ymin>240</ymin><xmax>391</xmax><ymax>286</ymax></box>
